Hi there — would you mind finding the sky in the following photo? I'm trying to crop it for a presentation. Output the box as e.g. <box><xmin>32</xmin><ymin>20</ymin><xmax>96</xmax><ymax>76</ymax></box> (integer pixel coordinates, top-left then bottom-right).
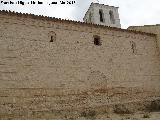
<box><xmin>0</xmin><ymin>0</ymin><xmax>160</xmax><ymax>28</ymax></box>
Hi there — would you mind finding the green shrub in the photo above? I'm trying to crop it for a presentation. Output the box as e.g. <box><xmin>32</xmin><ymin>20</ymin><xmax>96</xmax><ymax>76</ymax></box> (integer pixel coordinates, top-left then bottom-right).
<box><xmin>143</xmin><ymin>112</ymin><xmax>150</xmax><ymax>118</ymax></box>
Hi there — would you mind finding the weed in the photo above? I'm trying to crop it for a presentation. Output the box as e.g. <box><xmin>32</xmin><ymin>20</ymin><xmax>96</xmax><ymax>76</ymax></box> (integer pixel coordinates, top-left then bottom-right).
<box><xmin>143</xmin><ymin>112</ymin><xmax>150</xmax><ymax>118</ymax></box>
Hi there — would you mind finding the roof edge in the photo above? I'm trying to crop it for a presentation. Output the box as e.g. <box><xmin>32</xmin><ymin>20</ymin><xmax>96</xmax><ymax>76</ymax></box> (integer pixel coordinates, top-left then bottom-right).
<box><xmin>91</xmin><ymin>2</ymin><xmax>119</xmax><ymax>8</ymax></box>
<box><xmin>128</xmin><ymin>24</ymin><xmax>160</xmax><ymax>28</ymax></box>
<box><xmin>0</xmin><ymin>10</ymin><xmax>156</xmax><ymax>37</ymax></box>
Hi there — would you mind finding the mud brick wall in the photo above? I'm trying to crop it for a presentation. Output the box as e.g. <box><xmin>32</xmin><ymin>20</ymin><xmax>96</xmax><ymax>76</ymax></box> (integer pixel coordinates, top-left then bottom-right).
<box><xmin>128</xmin><ymin>25</ymin><xmax>160</xmax><ymax>51</ymax></box>
<box><xmin>0</xmin><ymin>11</ymin><xmax>160</xmax><ymax>118</ymax></box>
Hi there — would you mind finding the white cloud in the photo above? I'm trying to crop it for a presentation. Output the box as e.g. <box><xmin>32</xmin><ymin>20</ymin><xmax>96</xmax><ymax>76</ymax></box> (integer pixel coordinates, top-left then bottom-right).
<box><xmin>102</xmin><ymin>0</ymin><xmax>160</xmax><ymax>28</ymax></box>
<box><xmin>0</xmin><ymin>0</ymin><xmax>76</xmax><ymax>19</ymax></box>
<box><xmin>0</xmin><ymin>0</ymin><xmax>160</xmax><ymax>28</ymax></box>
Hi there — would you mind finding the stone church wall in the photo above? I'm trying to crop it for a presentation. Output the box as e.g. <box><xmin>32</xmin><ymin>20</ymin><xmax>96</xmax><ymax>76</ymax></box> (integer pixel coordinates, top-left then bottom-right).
<box><xmin>83</xmin><ymin>3</ymin><xmax>121</xmax><ymax>28</ymax></box>
<box><xmin>0</xmin><ymin>11</ymin><xmax>160</xmax><ymax>118</ymax></box>
<box><xmin>128</xmin><ymin>25</ymin><xmax>160</xmax><ymax>52</ymax></box>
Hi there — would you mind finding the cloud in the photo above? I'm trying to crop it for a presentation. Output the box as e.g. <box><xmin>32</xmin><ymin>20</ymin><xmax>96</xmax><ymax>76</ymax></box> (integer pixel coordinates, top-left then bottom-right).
<box><xmin>0</xmin><ymin>0</ymin><xmax>76</xmax><ymax>19</ymax></box>
<box><xmin>71</xmin><ymin>0</ymin><xmax>92</xmax><ymax>21</ymax></box>
<box><xmin>0</xmin><ymin>0</ymin><xmax>160</xmax><ymax>28</ymax></box>
<box><xmin>105</xmin><ymin>0</ymin><xmax>160</xmax><ymax>28</ymax></box>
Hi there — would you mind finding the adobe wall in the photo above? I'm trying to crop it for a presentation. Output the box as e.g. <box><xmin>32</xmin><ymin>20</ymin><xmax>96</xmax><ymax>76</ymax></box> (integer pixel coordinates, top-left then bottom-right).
<box><xmin>128</xmin><ymin>25</ymin><xmax>160</xmax><ymax>51</ymax></box>
<box><xmin>0</xmin><ymin>12</ymin><xmax>160</xmax><ymax>118</ymax></box>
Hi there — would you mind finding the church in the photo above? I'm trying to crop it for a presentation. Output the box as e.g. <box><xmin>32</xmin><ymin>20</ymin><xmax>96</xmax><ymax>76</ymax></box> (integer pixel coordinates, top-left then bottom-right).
<box><xmin>0</xmin><ymin>2</ymin><xmax>160</xmax><ymax>119</ymax></box>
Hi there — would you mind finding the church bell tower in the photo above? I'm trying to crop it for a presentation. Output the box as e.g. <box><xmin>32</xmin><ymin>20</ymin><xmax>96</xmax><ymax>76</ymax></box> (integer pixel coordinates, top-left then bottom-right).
<box><xmin>83</xmin><ymin>3</ymin><xmax>121</xmax><ymax>28</ymax></box>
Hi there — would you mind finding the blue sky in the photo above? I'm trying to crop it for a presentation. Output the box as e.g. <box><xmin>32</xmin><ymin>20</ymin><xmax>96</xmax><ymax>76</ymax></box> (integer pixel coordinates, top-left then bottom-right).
<box><xmin>0</xmin><ymin>0</ymin><xmax>160</xmax><ymax>28</ymax></box>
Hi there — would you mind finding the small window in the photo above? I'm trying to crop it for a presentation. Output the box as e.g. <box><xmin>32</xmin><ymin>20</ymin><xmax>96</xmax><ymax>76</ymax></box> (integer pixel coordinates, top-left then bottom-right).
<box><xmin>93</xmin><ymin>35</ymin><xmax>101</xmax><ymax>46</ymax></box>
<box><xmin>99</xmin><ymin>9</ymin><xmax>104</xmax><ymax>22</ymax></box>
<box><xmin>50</xmin><ymin>36</ymin><xmax>54</xmax><ymax>42</ymax></box>
<box><xmin>49</xmin><ymin>31</ymin><xmax>56</xmax><ymax>42</ymax></box>
<box><xmin>130</xmin><ymin>41</ymin><xmax>136</xmax><ymax>54</ymax></box>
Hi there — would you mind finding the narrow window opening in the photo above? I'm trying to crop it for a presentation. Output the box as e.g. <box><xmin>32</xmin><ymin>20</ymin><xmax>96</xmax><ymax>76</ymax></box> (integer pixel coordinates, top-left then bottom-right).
<box><xmin>50</xmin><ymin>36</ymin><xmax>53</xmax><ymax>42</ymax></box>
<box><xmin>49</xmin><ymin>31</ymin><xmax>56</xmax><ymax>42</ymax></box>
<box><xmin>109</xmin><ymin>10</ymin><xmax>115</xmax><ymax>24</ymax></box>
<box><xmin>94</xmin><ymin>35</ymin><xmax>101</xmax><ymax>46</ymax></box>
<box><xmin>99</xmin><ymin>9</ymin><xmax>104</xmax><ymax>22</ymax></box>
<box><xmin>130</xmin><ymin>41</ymin><xmax>136</xmax><ymax>54</ymax></box>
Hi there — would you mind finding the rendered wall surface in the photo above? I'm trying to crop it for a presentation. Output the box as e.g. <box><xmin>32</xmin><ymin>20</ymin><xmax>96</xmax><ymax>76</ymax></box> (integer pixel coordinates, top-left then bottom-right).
<box><xmin>0</xmin><ymin>12</ymin><xmax>160</xmax><ymax>118</ymax></box>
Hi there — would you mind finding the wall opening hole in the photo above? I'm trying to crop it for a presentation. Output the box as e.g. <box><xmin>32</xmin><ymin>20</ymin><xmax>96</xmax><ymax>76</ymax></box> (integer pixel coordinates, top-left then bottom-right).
<box><xmin>94</xmin><ymin>35</ymin><xmax>101</xmax><ymax>46</ymax></box>
<box><xmin>50</xmin><ymin>36</ymin><xmax>53</xmax><ymax>42</ymax></box>
<box><xmin>99</xmin><ymin>9</ymin><xmax>104</xmax><ymax>22</ymax></box>
<box><xmin>49</xmin><ymin>31</ymin><xmax>56</xmax><ymax>42</ymax></box>
<box><xmin>130</xmin><ymin>41</ymin><xmax>136</xmax><ymax>54</ymax></box>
